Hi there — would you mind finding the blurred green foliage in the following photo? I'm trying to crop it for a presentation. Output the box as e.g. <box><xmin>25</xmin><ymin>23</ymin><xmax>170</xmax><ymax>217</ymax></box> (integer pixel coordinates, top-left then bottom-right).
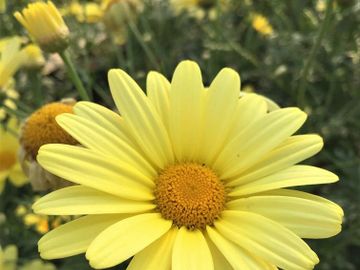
<box><xmin>0</xmin><ymin>0</ymin><xmax>359</xmax><ymax>269</ymax></box>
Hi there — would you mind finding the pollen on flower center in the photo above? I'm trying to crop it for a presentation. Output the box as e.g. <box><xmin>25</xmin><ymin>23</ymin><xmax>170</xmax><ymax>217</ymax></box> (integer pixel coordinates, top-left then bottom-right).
<box><xmin>20</xmin><ymin>102</ymin><xmax>77</xmax><ymax>159</ymax></box>
<box><xmin>0</xmin><ymin>151</ymin><xmax>16</xmax><ymax>171</ymax></box>
<box><xmin>154</xmin><ymin>163</ymin><xmax>226</xmax><ymax>230</ymax></box>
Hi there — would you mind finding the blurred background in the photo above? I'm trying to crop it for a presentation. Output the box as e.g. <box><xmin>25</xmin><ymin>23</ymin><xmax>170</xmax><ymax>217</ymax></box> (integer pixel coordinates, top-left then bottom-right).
<box><xmin>0</xmin><ymin>0</ymin><xmax>359</xmax><ymax>269</ymax></box>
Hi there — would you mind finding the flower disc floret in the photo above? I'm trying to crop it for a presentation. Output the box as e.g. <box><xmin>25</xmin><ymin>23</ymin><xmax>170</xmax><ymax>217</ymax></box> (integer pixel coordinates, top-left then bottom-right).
<box><xmin>155</xmin><ymin>163</ymin><xmax>226</xmax><ymax>230</ymax></box>
<box><xmin>20</xmin><ymin>102</ymin><xmax>76</xmax><ymax>159</ymax></box>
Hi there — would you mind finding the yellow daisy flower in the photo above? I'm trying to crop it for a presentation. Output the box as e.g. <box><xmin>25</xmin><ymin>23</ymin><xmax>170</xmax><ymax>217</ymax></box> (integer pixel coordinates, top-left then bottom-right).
<box><xmin>14</xmin><ymin>1</ymin><xmax>69</xmax><ymax>53</ymax></box>
<box><xmin>34</xmin><ymin>61</ymin><xmax>343</xmax><ymax>269</ymax></box>
<box><xmin>252</xmin><ymin>14</ymin><xmax>274</xmax><ymax>36</ymax></box>
<box><xmin>0</xmin><ymin>118</ymin><xmax>27</xmax><ymax>193</ymax></box>
<box><xmin>19</xmin><ymin>259</ymin><xmax>56</xmax><ymax>270</ymax></box>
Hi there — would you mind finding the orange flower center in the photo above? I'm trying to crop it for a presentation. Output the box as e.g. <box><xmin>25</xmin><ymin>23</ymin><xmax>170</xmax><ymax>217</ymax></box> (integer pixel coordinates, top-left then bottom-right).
<box><xmin>20</xmin><ymin>102</ymin><xmax>77</xmax><ymax>159</ymax></box>
<box><xmin>154</xmin><ymin>163</ymin><xmax>226</xmax><ymax>230</ymax></box>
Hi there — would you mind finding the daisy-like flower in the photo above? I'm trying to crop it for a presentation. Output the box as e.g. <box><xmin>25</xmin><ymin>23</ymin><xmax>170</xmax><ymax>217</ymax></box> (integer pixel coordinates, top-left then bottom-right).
<box><xmin>0</xmin><ymin>245</ymin><xmax>17</xmax><ymax>270</ymax></box>
<box><xmin>34</xmin><ymin>61</ymin><xmax>343</xmax><ymax>270</ymax></box>
<box><xmin>14</xmin><ymin>1</ymin><xmax>69</xmax><ymax>53</ymax></box>
<box><xmin>66</xmin><ymin>1</ymin><xmax>103</xmax><ymax>24</ymax></box>
<box><xmin>0</xmin><ymin>118</ymin><xmax>27</xmax><ymax>193</ymax></box>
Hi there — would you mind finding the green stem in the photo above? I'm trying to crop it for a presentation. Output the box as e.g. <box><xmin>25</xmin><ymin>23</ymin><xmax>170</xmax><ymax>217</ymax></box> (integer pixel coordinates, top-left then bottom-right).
<box><xmin>127</xmin><ymin>20</ymin><xmax>161</xmax><ymax>70</ymax></box>
<box><xmin>29</xmin><ymin>70</ymin><xmax>43</xmax><ymax>106</ymax></box>
<box><xmin>297</xmin><ymin>0</ymin><xmax>333</xmax><ymax>107</ymax></box>
<box><xmin>59</xmin><ymin>50</ymin><xmax>90</xmax><ymax>101</ymax></box>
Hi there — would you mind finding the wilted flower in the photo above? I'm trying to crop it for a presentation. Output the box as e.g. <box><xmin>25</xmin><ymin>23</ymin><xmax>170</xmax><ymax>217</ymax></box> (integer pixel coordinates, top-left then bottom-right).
<box><xmin>14</xmin><ymin>1</ymin><xmax>70</xmax><ymax>53</ymax></box>
<box><xmin>19</xmin><ymin>100</ymin><xmax>77</xmax><ymax>191</ymax></box>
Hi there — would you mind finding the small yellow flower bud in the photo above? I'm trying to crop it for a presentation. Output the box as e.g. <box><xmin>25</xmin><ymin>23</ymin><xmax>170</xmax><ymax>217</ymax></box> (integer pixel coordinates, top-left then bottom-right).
<box><xmin>14</xmin><ymin>1</ymin><xmax>70</xmax><ymax>53</ymax></box>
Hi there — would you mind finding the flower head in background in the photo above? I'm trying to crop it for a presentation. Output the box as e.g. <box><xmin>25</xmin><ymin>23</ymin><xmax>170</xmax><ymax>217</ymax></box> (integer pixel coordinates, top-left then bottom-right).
<box><xmin>0</xmin><ymin>0</ymin><xmax>6</xmax><ymax>13</ymax></box>
<box><xmin>22</xmin><ymin>44</ymin><xmax>46</xmax><ymax>70</ymax></box>
<box><xmin>102</xmin><ymin>0</ymin><xmax>143</xmax><ymax>44</ymax></box>
<box><xmin>252</xmin><ymin>14</ymin><xmax>274</xmax><ymax>36</ymax></box>
<box><xmin>34</xmin><ymin>61</ymin><xmax>342</xmax><ymax>269</ymax></box>
<box><xmin>66</xmin><ymin>1</ymin><xmax>103</xmax><ymax>23</ymax></box>
<box><xmin>14</xmin><ymin>1</ymin><xmax>69</xmax><ymax>53</ymax></box>
<box><xmin>0</xmin><ymin>118</ymin><xmax>27</xmax><ymax>193</ymax></box>
<box><xmin>19</xmin><ymin>259</ymin><xmax>56</xmax><ymax>270</ymax></box>
<box><xmin>0</xmin><ymin>245</ymin><xmax>17</xmax><ymax>270</ymax></box>
<box><xmin>19</xmin><ymin>100</ymin><xmax>77</xmax><ymax>191</ymax></box>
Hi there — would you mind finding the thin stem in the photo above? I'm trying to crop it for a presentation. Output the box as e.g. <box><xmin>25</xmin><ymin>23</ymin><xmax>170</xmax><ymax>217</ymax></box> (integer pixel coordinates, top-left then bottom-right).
<box><xmin>297</xmin><ymin>0</ymin><xmax>333</xmax><ymax>107</ymax></box>
<box><xmin>127</xmin><ymin>20</ymin><xmax>161</xmax><ymax>70</ymax></box>
<box><xmin>29</xmin><ymin>70</ymin><xmax>43</xmax><ymax>106</ymax></box>
<box><xmin>59</xmin><ymin>50</ymin><xmax>90</xmax><ymax>101</ymax></box>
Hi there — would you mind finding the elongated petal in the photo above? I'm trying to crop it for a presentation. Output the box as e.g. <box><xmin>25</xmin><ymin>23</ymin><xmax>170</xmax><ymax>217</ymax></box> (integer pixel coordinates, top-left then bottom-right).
<box><xmin>108</xmin><ymin>69</ymin><xmax>173</xmax><ymax>169</ymax></box>
<box><xmin>216</xmin><ymin>211</ymin><xmax>319</xmax><ymax>269</ymax></box>
<box><xmin>227</xmin><ymin>195</ymin><xmax>343</xmax><ymax>238</ymax></box>
<box><xmin>86</xmin><ymin>213</ymin><xmax>172</xmax><ymax>269</ymax></box>
<box><xmin>226</xmin><ymin>94</ymin><xmax>267</xmax><ymax>141</ymax></box>
<box><xmin>127</xmin><ymin>227</ymin><xmax>178</xmax><ymax>270</ymax></box>
<box><xmin>57</xmin><ymin>113</ymin><xmax>156</xmax><ymax>178</ymax></box>
<box><xmin>172</xmin><ymin>227</ymin><xmax>213</xmax><ymax>270</ymax></box>
<box><xmin>229</xmin><ymin>165</ymin><xmax>339</xmax><ymax>196</ymax></box>
<box><xmin>229</xmin><ymin>134</ymin><xmax>323</xmax><ymax>186</ymax></box>
<box><xmin>205</xmin><ymin>234</ymin><xmax>233</xmax><ymax>270</ymax></box>
<box><xmin>169</xmin><ymin>60</ymin><xmax>204</xmax><ymax>161</ymax></box>
<box><xmin>73</xmin><ymin>101</ymin><xmax>131</xmax><ymax>144</ymax></box>
<box><xmin>39</xmin><ymin>215</ymin><xmax>124</xmax><ymax>259</ymax></box>
<box><xmin>37</xmin><ymin>144</ymin><xmax>154</xmax><ymax>200</ymax></box>
<box><xmin>207</xmin><ymin>226</ymin><xmax>277</xmax><ymax>270</ymax></box>
<box><xmin>214</xmin><ymin>108</ymin><xmax>307</xmax><ymax>179</ymax></box>
<box><xmin>253</xmin><ymin>189</ymin><xmax>343</xmax><ymax>215</ymax></box>
<box><xmin>147</xmin><ymin>71</ymin><xmax>171</xmax><ymax>129</ymax></box>
<box><xmin>33</xmin><ymin>185</ymin><xmax>155</xmax><ymax>215</ymax></box>
<box><xmin>199</xmin><ymin>68</ymin><xmax>240</xmax><ymax>165</ymax></box>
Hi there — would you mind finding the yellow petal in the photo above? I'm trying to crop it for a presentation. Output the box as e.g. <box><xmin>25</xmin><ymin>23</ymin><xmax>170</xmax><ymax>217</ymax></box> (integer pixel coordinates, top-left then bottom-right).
<box><xmin>37</xmin><ymin>144</ymin><xmax>154</xmax><ymax>200</ymax></box>
<box><xmin>147</xmin><ymin>71</ymin><xmax>171</xmax><ymax>129</ymax></box>
<box><xmin>168</xmin><ymin>60</ymin><xmax>205</xmax><ymax>161</ymax></box>
<box><xmin>172</xmin><ymin>227</ymin><xmax>213</xmax><ymax>270</ymax></box>
<box><xmin>229</xmin><ymin>165</ymin><xmax>339</xmax><ymax>196</ymax></box>
<box><xmin>227</xmin><ymin>195</ymin><xmax>343</xmax><ymax>239</ymax></box>
<box><xmin>256</xmin><ymin>189</ymin><xmax>343</xmax><ymax>215</ymax></box>
<box><xmin>214</xmin><ymin>108</ymin><xmax>307</xmax><ymax>179</ymax></box>
<box><xmin>127</xmin><ymin>227</ymin><xmax>178</xmax><ymax>270</ymax></box>
<box><xmin>228</xmin><ymin>134</ymin><xmax>323</xmax><ymax>186</ymax></box>
<box><xmin>226</xmin><ymin>94</ymin><xmax>267</xmax><ymax>140</ymax></box>
<box><xmin>205</xmin><ymin>234</ymin><xmax>233</xmax><ymax>270</ymax></box>
<box><xmin>216</xmin><ymin>210</ymin><xmax>319</xmax><ymax>269</ymax></box>
<box><xmin>39</xmin><ymin>214</ymin><xmax>124</xmax><ymax>259</ymax></box>
<box><xmin>108</xmin><ymin>69</ymin><xmax>174</xmax><ymax>169</ymax></box>
<box><xmin>73</xmin><ymin>101</ymin><xmax>132</xmax><ymax>144</ymax></box>
<box><xmin>33</xmin><ymin>185</ymin><xmax>155</xmax><ymax>215</ymax></box>
<box><xmin>86</xmin><ymin>213</ymin><xmax>172</xmax><ymax>269</ymax></box>
<box><xmin>57</xmin><ymin>113</ymin><xmax>156</xmax><ymax>178</ymax></box>
<box><xmin>207</xmin><ymin>226</ymin><xmax>277</xmax><ymax>270</ymax></box>
<box><xmin>199</xmin><ymin>68</ymin><xmax>240</xmax><ymax>165</ymax></box>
